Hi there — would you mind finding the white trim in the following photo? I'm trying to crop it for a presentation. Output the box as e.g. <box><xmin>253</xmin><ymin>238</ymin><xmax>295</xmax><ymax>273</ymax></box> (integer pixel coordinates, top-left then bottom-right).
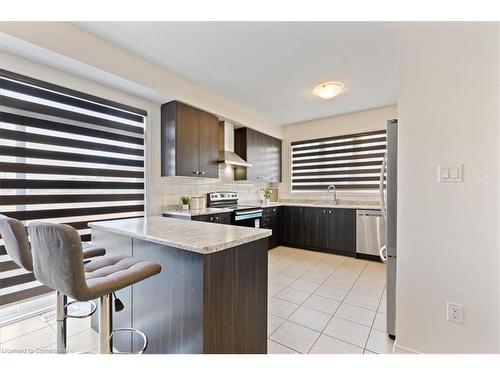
<box><xmin>393</xmin><ymin>341</ymin><xmax>423</xmax><ymax>354</ymax></box>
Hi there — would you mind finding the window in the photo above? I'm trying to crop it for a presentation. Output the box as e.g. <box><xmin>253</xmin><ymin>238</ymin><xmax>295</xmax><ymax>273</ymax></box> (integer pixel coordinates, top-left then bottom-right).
<box><xmin>290</xmin><ymin>129</ymin><xmax>386</xmax><ymax>192</ymax></box>
<box><xmin>0</xmin><ymin>69</ymin><xmax>146</xmax><ymax>306</ymax></box>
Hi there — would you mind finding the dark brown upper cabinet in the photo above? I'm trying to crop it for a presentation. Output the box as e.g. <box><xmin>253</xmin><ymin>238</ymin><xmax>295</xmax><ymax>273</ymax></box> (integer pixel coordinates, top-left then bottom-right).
<box><xmin>161</xmin><ymin>101</ymin><xmax>219</xmax><ymax>178</ymax></box>
<box><xmin>234</xmin><ymin>127</ymin><xmax>282</xmax><ymax>182</ymax></box>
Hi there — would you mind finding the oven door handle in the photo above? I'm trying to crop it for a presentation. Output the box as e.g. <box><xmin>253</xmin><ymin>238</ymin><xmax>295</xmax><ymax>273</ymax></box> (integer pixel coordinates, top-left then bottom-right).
<box><xmin>234</xmin><ymin>209</ymin><xmax>263</xmax><ymax>216</ymax></box>
<box><xmin>234</xmin><ymin>212</ymin><xmax>263</xmax><ymax>221</ymax></box>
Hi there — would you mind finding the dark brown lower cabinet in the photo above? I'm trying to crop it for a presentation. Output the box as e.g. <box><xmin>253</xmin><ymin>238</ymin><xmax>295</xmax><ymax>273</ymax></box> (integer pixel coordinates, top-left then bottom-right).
<box><xmin>278</xmin><ymin>206</ymin><xmax>356</xmax><ymax>256</ymax></box>
<box><xmin>262</xmin><ymin>207</ymin><xmax>280</xmax><ymax>249</ymax></box>
<box><xmin>192</xmin><ymin>212</ymin><xmax>232</xmax><ymax>225</ymax></box>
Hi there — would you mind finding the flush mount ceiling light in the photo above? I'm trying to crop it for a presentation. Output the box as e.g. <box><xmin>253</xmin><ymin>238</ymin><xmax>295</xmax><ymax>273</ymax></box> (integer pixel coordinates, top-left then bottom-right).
<box><xmin>313</xmin><ymin>81</ymin><xmax>345</xmax><ymax>99</ymax></box>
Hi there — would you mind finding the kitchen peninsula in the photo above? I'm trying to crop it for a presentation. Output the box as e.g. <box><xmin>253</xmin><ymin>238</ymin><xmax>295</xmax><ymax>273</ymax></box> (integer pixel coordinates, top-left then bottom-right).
<box><xmin>88</xmin><ymin>216</ymin><xmax>271</xmax><ymax>354</ymax></box>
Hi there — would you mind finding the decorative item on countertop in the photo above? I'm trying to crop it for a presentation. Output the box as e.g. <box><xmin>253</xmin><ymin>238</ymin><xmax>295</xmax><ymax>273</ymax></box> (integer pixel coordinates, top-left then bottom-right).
<box><xmin>181</xmin><ymin>196</ymin><xmax>191</xmax><ymax>210</ymax></box>
<box><xmin>190</xmin><ymin>196</ymin><xmax>201</xmax><ymax>210</ymax></box>
<box><xmin>262</xmin><ymin>188</ymin><xmax>272</xmax><ymax>206</ymax></box>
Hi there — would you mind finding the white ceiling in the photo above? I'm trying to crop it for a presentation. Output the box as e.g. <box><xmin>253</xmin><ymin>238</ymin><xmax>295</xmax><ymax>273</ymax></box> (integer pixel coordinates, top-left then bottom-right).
<box><xmin>75</xmin><ymin>22</ymin><xmax>397</xmax><ymax>126</ymax></box>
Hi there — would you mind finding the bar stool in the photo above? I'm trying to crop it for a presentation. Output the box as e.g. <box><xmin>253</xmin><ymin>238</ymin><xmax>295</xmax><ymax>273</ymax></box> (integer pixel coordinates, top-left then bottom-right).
<box><xmin>27</xmin><ymin>221</ymin><xmax>161</xmax><ymax>354</ymax></box>
<box><xmin>0</xmin><ymin>214</ymin><xmax>106</xmax><ymax>353</ymax></box>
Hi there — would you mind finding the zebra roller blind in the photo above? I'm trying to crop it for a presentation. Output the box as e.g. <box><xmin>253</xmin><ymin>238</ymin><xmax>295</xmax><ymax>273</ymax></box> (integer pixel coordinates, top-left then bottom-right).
<box><xmin>290</xmin><ymin>129</ymin><xmax>386</xmax><ymax>191</ymax></box>
<box><xmin>0</xmin><ymin>69</ymin><xmax>146</xmax><ymax>306</ymax></box>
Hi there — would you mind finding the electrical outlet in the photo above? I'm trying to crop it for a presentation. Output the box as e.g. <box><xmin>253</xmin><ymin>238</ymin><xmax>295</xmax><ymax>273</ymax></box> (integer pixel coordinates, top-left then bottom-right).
<box><xmin>447</xmin><ymin>302</ymin><xmax>463</xmax><ymax>324</ymax></box>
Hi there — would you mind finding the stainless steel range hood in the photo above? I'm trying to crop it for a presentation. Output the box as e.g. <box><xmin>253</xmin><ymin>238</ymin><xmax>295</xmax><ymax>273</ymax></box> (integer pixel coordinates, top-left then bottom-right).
<box><xmin>218</xmin><ymin>122</ymin><xmax>252</xmax><ymax>167</ymax></box>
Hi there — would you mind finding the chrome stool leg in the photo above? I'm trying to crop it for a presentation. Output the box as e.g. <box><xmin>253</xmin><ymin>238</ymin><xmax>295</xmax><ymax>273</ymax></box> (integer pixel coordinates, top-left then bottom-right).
<box><xmin>98</xmin><ymin>293</ymin><xmax>148</xmax><ymax>354</ymax></box>
<box><xmin>56</xmin><ymin>291</ymin><xmax>67</xmax><ymax>354</ymax></box>
<box><xmin>99</xmin><ymin>294</ymin><xmax>113</xmax><ymax>354</ymax></box>
<box><xmin>56</xmin><ymin>292</ymin><xmax>98</xmax><ymax>354</ymax></box>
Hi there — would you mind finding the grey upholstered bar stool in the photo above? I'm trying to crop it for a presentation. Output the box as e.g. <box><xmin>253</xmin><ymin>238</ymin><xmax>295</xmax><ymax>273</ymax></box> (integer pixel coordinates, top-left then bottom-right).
<box><xmin>0</xmin><ymin>214</ymin><xmax>106</xmax><ymax>353</ymax></box>
<box><xmin>27</xmin><ymin>221</ymin><xmax>161</xmax><ymax>354</ymax></box>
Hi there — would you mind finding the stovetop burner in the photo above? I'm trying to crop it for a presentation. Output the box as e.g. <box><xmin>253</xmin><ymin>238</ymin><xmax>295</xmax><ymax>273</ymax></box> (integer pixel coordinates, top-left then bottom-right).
<box><xmin>206</xmin><ymin>192</ymin><xmax>260</xmax><ymax>211</ymax></box>
<box><xmin>207</xmin><ymin>192</ymin><xmax>263</xmax><ymax>227</ymax></box>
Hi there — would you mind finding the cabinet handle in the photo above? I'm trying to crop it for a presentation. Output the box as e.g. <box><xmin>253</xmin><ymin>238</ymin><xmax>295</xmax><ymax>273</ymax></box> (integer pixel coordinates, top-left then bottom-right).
<box><xmin>201</xmin><ymin>171</ymin><xmax>205</xmax><ymax>175</ymax></box>
<box><xmin>193</xmin><ymin>171</ymin><xmax>199</xmax><ymax>175</ymax></box>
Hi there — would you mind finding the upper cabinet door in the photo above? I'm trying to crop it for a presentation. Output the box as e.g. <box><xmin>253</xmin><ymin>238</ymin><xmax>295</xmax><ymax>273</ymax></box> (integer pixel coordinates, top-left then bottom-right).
<box><xmin>197</xmin><ymin>110</ymin><xmax>219</xmax><ymax>178</ymax></box>
<box><xmin>267</xmin><ymin>136</ymin><xmax>282</xmax><ymax>182</ymax></box>
<box><xmin>234</xmin><ymin>128</ymin><xmax>282</xmax><ymax>182</ymax></box>
<box><xmin>175</xmin><ymin>102</ymin><xmax>200</xmax><ymax>177</ymax></box>
<box><xmin>245</xmin><ymin>129</ymin><xmax>266</xmax><ymax>180</ymax></box>
<box><xmin>161</xmin><ymin>101</ymin><xmax>219</xmax><ymax>178</ymax></box>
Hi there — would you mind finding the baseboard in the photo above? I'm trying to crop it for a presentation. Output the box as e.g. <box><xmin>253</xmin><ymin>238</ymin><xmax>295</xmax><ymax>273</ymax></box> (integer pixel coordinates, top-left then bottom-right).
<box><xmin>278</xmin><ymin>242</ymin><xmax>356</xmax><ymax>258</ymax></box>
<box><xmin>393</xmin><ymin>341</ymin><xmax>423</xmax><ymax>354</ymax></box>
<box><xmin>356</xmin><ymin>252</ymin><xmax>383</xmax><ymax>262</ymax></box>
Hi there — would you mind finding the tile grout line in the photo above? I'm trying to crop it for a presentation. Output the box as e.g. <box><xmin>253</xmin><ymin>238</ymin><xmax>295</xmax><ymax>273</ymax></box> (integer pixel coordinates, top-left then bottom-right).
<box><xmin>268</xmin><ymin>249</ymin><xmax>345</xmax><ymax>352</ymax></box>
<box><xmin>362</xmin><ymin>283</ymin><xmax>385</xmax><ymax>352</ymax></box>
<box><xmin>306</xmin><ymin>259</ymin><xmax>370</xmax><ymax>353</ymax></box>
<box><xmin>0</xmin><ymin>317</ymin><xmax>54</xmax><ymax>345</ymax></box>
<box><xmin>267</xmin><ymin>338</ymin><xmax>301</xmax><ymax>354</ymax></box>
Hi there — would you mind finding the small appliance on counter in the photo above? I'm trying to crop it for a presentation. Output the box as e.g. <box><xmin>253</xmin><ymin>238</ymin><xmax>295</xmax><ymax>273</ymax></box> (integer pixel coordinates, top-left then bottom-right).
<box><xmin>190</xmin><ymin>196</ymin><xmax>203</xmax><ymax>210</ymax></box>
<box><xmin>207</xmin><ymin>192</ymin><xmax>263</xmax><ymax>228</ymax></box>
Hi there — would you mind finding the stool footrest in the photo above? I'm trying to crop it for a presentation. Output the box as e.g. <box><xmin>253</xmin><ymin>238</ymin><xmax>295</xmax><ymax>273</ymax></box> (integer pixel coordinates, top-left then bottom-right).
<box><xmin>110</xmin><ymin>328</ymin><xmax>148</xmax><ymax>354</ymax></box>
<box><xmin>65</xmin><ymin>300</ymin><xmax>97</xmax><ymax>319</ymax></box>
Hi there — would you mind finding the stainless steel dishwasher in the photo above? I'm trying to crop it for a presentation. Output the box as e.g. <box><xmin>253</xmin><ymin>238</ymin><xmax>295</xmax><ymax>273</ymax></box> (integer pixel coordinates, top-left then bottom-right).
<box><xmin>356</xmin><ymin>210</ymin><xmax>386</xmax><ymax>260</ymax></box>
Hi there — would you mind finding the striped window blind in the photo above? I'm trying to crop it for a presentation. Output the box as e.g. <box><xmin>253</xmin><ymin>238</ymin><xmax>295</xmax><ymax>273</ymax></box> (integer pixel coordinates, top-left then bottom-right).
<box><xmin>0</xmin><ymin>69</ymin><xmax>146</xmax><ymax>306</ymax></box>
<box><xmin>290</xmin><ymin>129</ymin><xmax>386</xmax><ymax>191</ymax></box>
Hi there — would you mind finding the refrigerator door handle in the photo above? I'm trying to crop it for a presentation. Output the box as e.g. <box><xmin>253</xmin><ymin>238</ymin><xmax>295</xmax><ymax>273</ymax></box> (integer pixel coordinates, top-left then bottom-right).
<box><xmin>379</xmin><ymin>245</ymin><xmax>387</xmax><ymax>263</ymax></box>
<box><xmin>379</xmin><ymin>153</ymin><xmax>388</xmax><ymax>222</ymax></box>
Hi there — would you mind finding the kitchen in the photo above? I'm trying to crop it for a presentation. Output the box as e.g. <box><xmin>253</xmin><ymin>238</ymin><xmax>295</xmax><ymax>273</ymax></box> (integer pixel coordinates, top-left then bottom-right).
<box><xmin>1</xmin><ymin>18</ymin><xmax>499</xmax><ymax>361</ymax></box>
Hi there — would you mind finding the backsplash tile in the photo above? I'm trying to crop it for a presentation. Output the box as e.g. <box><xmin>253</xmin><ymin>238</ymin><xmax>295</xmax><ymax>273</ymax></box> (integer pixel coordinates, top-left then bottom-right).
<box><xmin>162</xmin><ymin>165</ymin><xmax>379</xmax><ymax>210</ymax></box>
<box><xmin>162</xmin><ymin>164</ymin><xmax>275</xmax><ymax>209</ymax></box>
<box><xmin>278</xmin><ymin>191</ymin><xmax>380</xmax><ymax>206</ymax></box>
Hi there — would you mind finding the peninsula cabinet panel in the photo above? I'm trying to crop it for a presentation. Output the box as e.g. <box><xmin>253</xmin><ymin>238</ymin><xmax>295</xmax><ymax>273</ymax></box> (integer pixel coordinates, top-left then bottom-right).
<box><xmin>203</xmin><ymin>238</ymin><xmax>268</xmax><ymax>353</ymax></box>
<box><xmin>92</xmin><ymin>231</ymin><xmax>268</xmax><ymax>354</ymax></box>
<box><xmin>234</xmin><ymin>127</ymin><xmax>282</xmax><ymax>182</ymax></box>
<box><xmin>132</xmin><ymin>239</ymin><xmax>204</xmax><ymax>354</ymax></box>
<box><xmin>161</xmin><ymin>101</ymin><xmax>219</xmax><ymax>178</ymax></box>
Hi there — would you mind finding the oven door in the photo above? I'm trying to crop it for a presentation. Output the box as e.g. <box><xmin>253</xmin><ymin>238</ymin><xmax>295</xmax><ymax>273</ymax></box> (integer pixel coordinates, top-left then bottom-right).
<box><xmin>233</xmin><ymin>209</ymin><xmax>263</xmax><ymax>228</ymax></box>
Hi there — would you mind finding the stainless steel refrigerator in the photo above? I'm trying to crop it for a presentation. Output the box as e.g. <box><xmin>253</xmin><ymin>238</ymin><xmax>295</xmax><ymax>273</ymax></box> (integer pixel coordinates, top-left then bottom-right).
<box><xmin>379</xmin><ymin>119</ymin><xmax>397</xmax><ymax>340</ymax></box>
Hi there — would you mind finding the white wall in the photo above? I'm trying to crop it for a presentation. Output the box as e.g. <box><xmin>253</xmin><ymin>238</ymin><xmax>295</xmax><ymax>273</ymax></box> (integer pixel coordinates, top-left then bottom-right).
<box><xmin>279</xmin><ymin>106</ymin><xmax>397</xmax><ymax>201</ymax></box>
<box><xmin>0</xmin><ymin>51</ymin><xmax>164</xmax><ymax>215</ymax></box>
<box><xmin>397</xmin><ymin>22</ymin><xmax>500</xmax><ymax>353</ymax></box>
<box><xmin>0</xmin><ymin>22</ymin><xmax>282</xmax><ymax>139</ymax></box>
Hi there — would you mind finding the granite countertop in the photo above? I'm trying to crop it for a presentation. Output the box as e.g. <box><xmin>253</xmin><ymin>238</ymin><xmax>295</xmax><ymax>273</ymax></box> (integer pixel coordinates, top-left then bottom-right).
<box><xmin>257</xmin><ymin>201</ymin><xmax>382</xmax><ymax>210</ymax></box>
<box><xmin>164</xmin><ymin>201</ymin><xmax>381</xmax><ymax>217</ymax></box>
<box><xmin>89</xmin><ymin>216</ymin><xmax>271</xmax><ymax>254</ymax></box>
<box><xmin>163</xmin><ymin>206</ymin><xmax>234</xmax><ymax>218</ymax></box>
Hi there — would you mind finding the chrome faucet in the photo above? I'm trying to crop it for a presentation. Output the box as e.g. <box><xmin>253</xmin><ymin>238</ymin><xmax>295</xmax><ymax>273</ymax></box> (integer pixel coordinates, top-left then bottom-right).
<box><xmin>327</xmin><ymin>184</ymin><xmax>337</xmax><ymax>206</ymax></box>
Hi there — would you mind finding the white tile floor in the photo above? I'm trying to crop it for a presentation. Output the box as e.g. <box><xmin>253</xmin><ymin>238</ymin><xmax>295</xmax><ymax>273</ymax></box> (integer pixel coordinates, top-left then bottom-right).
<box><xmin>0</xmin><ymin>313</ymin><xmax>97</xmax><ymax>354</ymax></box>
<box><xmin>268</xmin><ymin>246</ymin><xmax>394</xmax><ymax>354</ymax></box>
<box><xmin>0</xmin><ymin>246</ymin><xmax>394</xmax><ymax>354</ymax></box>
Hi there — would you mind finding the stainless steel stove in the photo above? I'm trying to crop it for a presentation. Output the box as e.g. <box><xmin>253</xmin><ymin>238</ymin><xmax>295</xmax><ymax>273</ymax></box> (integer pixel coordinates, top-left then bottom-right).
<box><xmin>207</xmin><ymin>192</ymin><xmax>263</xmax><ymax>228</ymax></box>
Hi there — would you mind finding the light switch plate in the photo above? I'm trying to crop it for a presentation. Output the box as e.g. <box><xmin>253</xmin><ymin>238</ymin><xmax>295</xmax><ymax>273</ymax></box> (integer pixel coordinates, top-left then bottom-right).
<box><xmin>438</xmin><ymin>164</ymin><xmax>463</xmax><ymax>183</ymax></box>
